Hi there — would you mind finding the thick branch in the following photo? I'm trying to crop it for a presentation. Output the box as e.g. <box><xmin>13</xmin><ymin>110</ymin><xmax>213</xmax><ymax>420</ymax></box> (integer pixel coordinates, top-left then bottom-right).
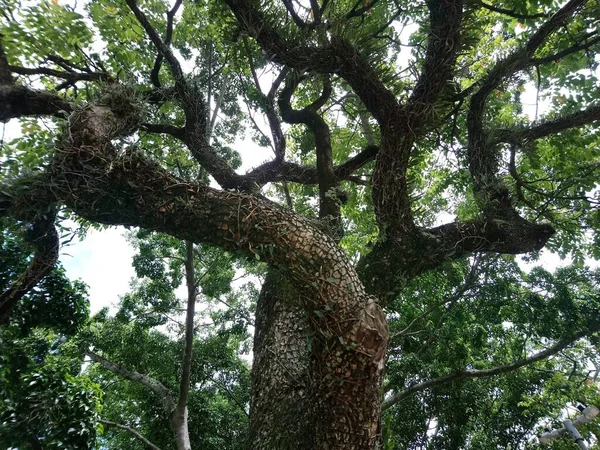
<box><xmin>408</xmin><ymin>0</ymin><xmax>463</xmax><ymax>118</ymax></box>
<box><xmin>87</xmin><ymin>350</ymin><xmax>175</xmax><ymax>413</ymax></box>
<box><xmin>0</xmin><ymin>34</ymin><xmax>13</xmax><ymax>84</ymax></box>
<box><xmin>463</xmin><ymin>0</ymin><xmax>585</xmax><ymax>234</ymax></box>
<box><xmin>382</xmin><ymin>328</ymin><xmax>596</xmax><ymax>410</ymax></box>
<box><xmin>0</xmin><ymin>85</ymin><xmax>72</xmax><ymax>121</ymax></box>
<box><xmin>371</xmin><ymin>0</ymin><xmax>463</xmax><ymax>237</ymax></box>
<box><xmin>0</xmin><ymin>213</ymin><xmax>59</xmax><ymax>324</ymax></box>
<box><xmin>358</xmin><ymin>217</ymin><xmax>554</xmax><ymax>302</ymax></box>
<box><xmin>99</xmin><ymin>419</ymin><xmax>162</xmax><ymax>450</ymax></box>
<box><xmin>493</xmin><ymin>103</ymin><xmax>600</xmax><ymax>145</ymax></box>
<box><xmin>467</xmin><ymin>0</ymin><xmax>588</xmax><ymax>189</ymax></box>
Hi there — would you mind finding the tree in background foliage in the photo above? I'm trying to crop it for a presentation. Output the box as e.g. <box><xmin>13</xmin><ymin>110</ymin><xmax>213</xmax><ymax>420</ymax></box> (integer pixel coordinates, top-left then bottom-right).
<box><xmin>0</xmin><ymin>217</ymin><xmax>100</xmax><ymax>449</ymax></box>
<box><xmin>1</xmin><ymin>0</ymin><xmax>600</xmax><ymax>449</ymax></box>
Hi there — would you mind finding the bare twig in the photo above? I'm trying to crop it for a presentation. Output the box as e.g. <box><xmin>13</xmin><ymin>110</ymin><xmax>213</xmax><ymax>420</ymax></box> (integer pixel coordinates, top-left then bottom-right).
<box><xmin>99</xmin><ymin>419</ymin><xmax>162</xmax><ymax>450</ymax></box>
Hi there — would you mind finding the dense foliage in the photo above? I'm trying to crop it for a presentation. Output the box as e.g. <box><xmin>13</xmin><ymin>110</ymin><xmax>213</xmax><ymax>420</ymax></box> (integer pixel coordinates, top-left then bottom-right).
<box><xmin>1</xmin><ymin>0</ymin><xmax>600</xmax><ymax>448</ymax></box>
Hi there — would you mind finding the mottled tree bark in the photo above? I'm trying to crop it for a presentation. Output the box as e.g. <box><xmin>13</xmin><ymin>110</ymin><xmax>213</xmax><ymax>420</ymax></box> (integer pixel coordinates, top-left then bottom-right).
<box><xmin>249</xmin><ymin>271</ymin><xmax>313</xmax><ymax>449</ymax></box>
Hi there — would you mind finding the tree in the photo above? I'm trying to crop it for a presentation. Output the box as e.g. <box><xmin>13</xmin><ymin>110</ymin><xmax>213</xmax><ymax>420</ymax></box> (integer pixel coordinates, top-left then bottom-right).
<box><xmin>0</xmin><ymin>217</ymin><xmax>100</xmax><ymax>449</ymax></box>
<box><xmin>1</xmin><ymin>0</ymin><xmax>600</xmax><ymax>448</ymax></box>
<box><xmin>86</xmin><ymin>231</ymin><xmax>251</xmax><ymax>450</ymax></box>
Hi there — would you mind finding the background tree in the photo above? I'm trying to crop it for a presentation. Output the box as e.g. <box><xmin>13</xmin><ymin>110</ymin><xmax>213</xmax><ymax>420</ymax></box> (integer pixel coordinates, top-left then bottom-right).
<box><xmin>2</xmin><ymin>0</ymin><xmax>600</xmax><ymax>449</ymax></box>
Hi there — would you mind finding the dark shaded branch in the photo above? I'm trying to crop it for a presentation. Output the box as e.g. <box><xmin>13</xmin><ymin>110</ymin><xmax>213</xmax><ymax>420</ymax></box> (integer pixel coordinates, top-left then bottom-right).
<box><xmin>279</xmin><ymin>73</ymin><xmax>340</xmax><ymax>232</ymax></box>
<box><xmin>531</xmin><ymin>32</ymin><xmax>600</xmax><ymax>65</ymax></box>
<box><xmin>150</xmin><ymin>0</ymin><xmax>183</xmax><ymax>88</ymax></box>
<box><xmin>0</xmin><ymin>213</ymin><xmax>59</xmax><ymax>324</ymax></box>
<box><xmin>177</xmin><ymin>241</ymin><xmax>196</xmax><ymax>412</ymax></box>
<box><xmin>525</xmin><ymin>0</ymin><xmax>586</xmax><ymax>54</ymax></box>
<box><xmin>493</xmin><ymin>103</ymin><xmax>600</xmax><ymax>146</ymax></box>
<box><xmin>358</xmin><ymin>216</ymin><xmax>554</xmax><ymax>303</ymax></box>
<box><xmin>345</xmin><ymin>0</ymin><xmax>380</xmax><ymax>18</ymax></box>
<box><xmin>0</xmin><ymin>34</ymin><xmax>13</xmax><ymax>84</ymax></box>
<box><xmin>124</xmin><ymin>1</ymin><xmax>247</xmax><ymax>191</ymax></box>
<box><xmin>245</xmin><ymin>144</ymin><xmax>378</xmax><ymax>186</ymax></box>
<box><xmin>281</xmin><ymin>0</ymin><xmax>308</xmax><ymax>29</ymax></box>
<box><xmin>243</xmin><ymin>37</ymin><xmax>286</xmax><ymax>160</ymax></box>
<box><xmin>9</xmin><ymin>65</ymin><xmax>111</xmax><ymax>85</ymax></box>
<box><xmin>124</xmin><ymin>0</ymin><xmax>185</xmax><ymax>85</ymax></box>
<box><xmin>87</xmin><ymin>350</ymin><xmax>175</xmax><ymax>413</ymax></box>
<box><xmin>382</xmin><ymin>327</ymin><xmax>597</xmax><ymax>410</ymax></box>
<box><xmin>265</xmin><ymin>70</ymin><xmax>287</xmax><ymax>160</ymax></box>
<box><xmin>370</xmin><ymin>0</ymin><xmax>462</xmax><ymax>236</ymax></box>
<box><xmin>0</xmin><ymin>85</ymin><xmax>72</xmax><ymax>121</ymax></box>
<box><xmin>465</xmin><ymin>0</ymin><xmax>586</xmax><ymax>225</ymax></box>
<box><xmin>408</xmin><ymin>0</ymin><xmax>463</xmax><ymax>119</ymax></box>
<box><xmin>478</xmin><ymin>1</ymin><xmax>548</xmax><ymax>20</ymax></box>
<box><xmin>224</xmin><ymin>0</ymin><xmax>399</xmax><ymax>125</ymax></box>
<box><xmin>99</xmin><ymin>419</ymin><xmax>162</xmax><ymax>450</ymax></box>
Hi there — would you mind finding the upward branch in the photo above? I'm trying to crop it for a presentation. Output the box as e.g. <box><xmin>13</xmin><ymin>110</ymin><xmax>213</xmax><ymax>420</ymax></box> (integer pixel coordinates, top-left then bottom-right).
<box><xmin>99</xmin><ymin>419</ymin><xmax>162</xmax><ymax>450</ymax></box>
<box><xmin>87</xmin><ymin>350</ymin><xmax>175</xmax><ymax>414</ymax></box>
<box><xmin>467</xmin><ymin>0</ymin><xmax>588</xmax><ymax>208</ymax></box>
<box><xmin>177</xmin><ymin>241</ymin><xmax>196</xmax><ymax>412</ymax></box>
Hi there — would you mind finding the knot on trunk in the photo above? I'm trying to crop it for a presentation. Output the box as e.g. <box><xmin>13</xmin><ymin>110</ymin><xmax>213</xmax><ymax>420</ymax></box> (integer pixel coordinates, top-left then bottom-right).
<box><xmin>355</xmin><ymin>297</ymin><xmax>389</xmax><ymax>364</ymax></box>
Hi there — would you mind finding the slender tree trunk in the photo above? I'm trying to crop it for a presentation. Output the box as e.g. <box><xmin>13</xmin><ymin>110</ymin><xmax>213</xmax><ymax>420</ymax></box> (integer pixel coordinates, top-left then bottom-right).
<box><xmin>171</xmin><ymin>407</ymin><xmax>191</xmax><ymax>450</ymax></box>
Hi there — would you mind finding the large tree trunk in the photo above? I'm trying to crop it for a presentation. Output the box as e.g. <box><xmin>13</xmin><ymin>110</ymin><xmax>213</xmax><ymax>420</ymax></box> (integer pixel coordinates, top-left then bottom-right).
<box><xmin>251</xmin><ymin>270</ymin><xmax>388</xmax><ymax>449</ymax></box>
<box><xmin>250</xmin><ymin>271</ymin><xmax>314</xmax><ymax>449</ymax></box>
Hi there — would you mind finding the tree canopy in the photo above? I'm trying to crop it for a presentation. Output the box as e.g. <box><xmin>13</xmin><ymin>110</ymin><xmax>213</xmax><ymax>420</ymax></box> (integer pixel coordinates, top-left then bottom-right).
<box><xmin>1</xmin><ymin>0</ymin><xmax>600</xmax><ymax>449</ymax></box>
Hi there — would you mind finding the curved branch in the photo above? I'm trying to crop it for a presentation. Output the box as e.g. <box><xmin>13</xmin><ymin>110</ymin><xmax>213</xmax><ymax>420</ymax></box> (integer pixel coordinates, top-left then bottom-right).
<box><xmin>0</xmin><ymin>213</ymin><xmax>59</xmax><ymax>324</ymax></box>
<box><xmin>150</xmin><ymin>0</ymin><xmax>183</xmax><ymax>88</ymax></box>
<box><xmin>467</xmin><ymin>0</ymin><xmax>588</xmax><ymax>196</ymax></box>
<box><xmin>99</xmin><ymin>419</ymin><xmax>162</xmax><ymax>450</ymax></box>
<box><xmin>224</xmin><ymin>0</ymin><xmax>399</xmax><ymax>124</ymax></box>
<box><xmin>87</xmin><ymin>350</ymin><xmax>175</xmax><ymax>413</ymax></box>
<box><xmin>358</xmin><ymin>216</ymin><xmax>554</xmax><ymax>302</ymax></box>
<box><xmin>531</xmin><ymin>32</ymin><xmax>600</xmax><ymax>65</ymax></box>
<box><xmin>279</xmin><ymin>73</ymin><xmax>340</xmax><ymax>233</ymax></box>
<box><xmin>493</xmin><ymin>103</ymin><xmax>600</xmax><ymax>145</ymax></box>
<box><xmin>382</xmin><ymin>327</ymin><xmax>597</xmax><ymax>410</ymax></box>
